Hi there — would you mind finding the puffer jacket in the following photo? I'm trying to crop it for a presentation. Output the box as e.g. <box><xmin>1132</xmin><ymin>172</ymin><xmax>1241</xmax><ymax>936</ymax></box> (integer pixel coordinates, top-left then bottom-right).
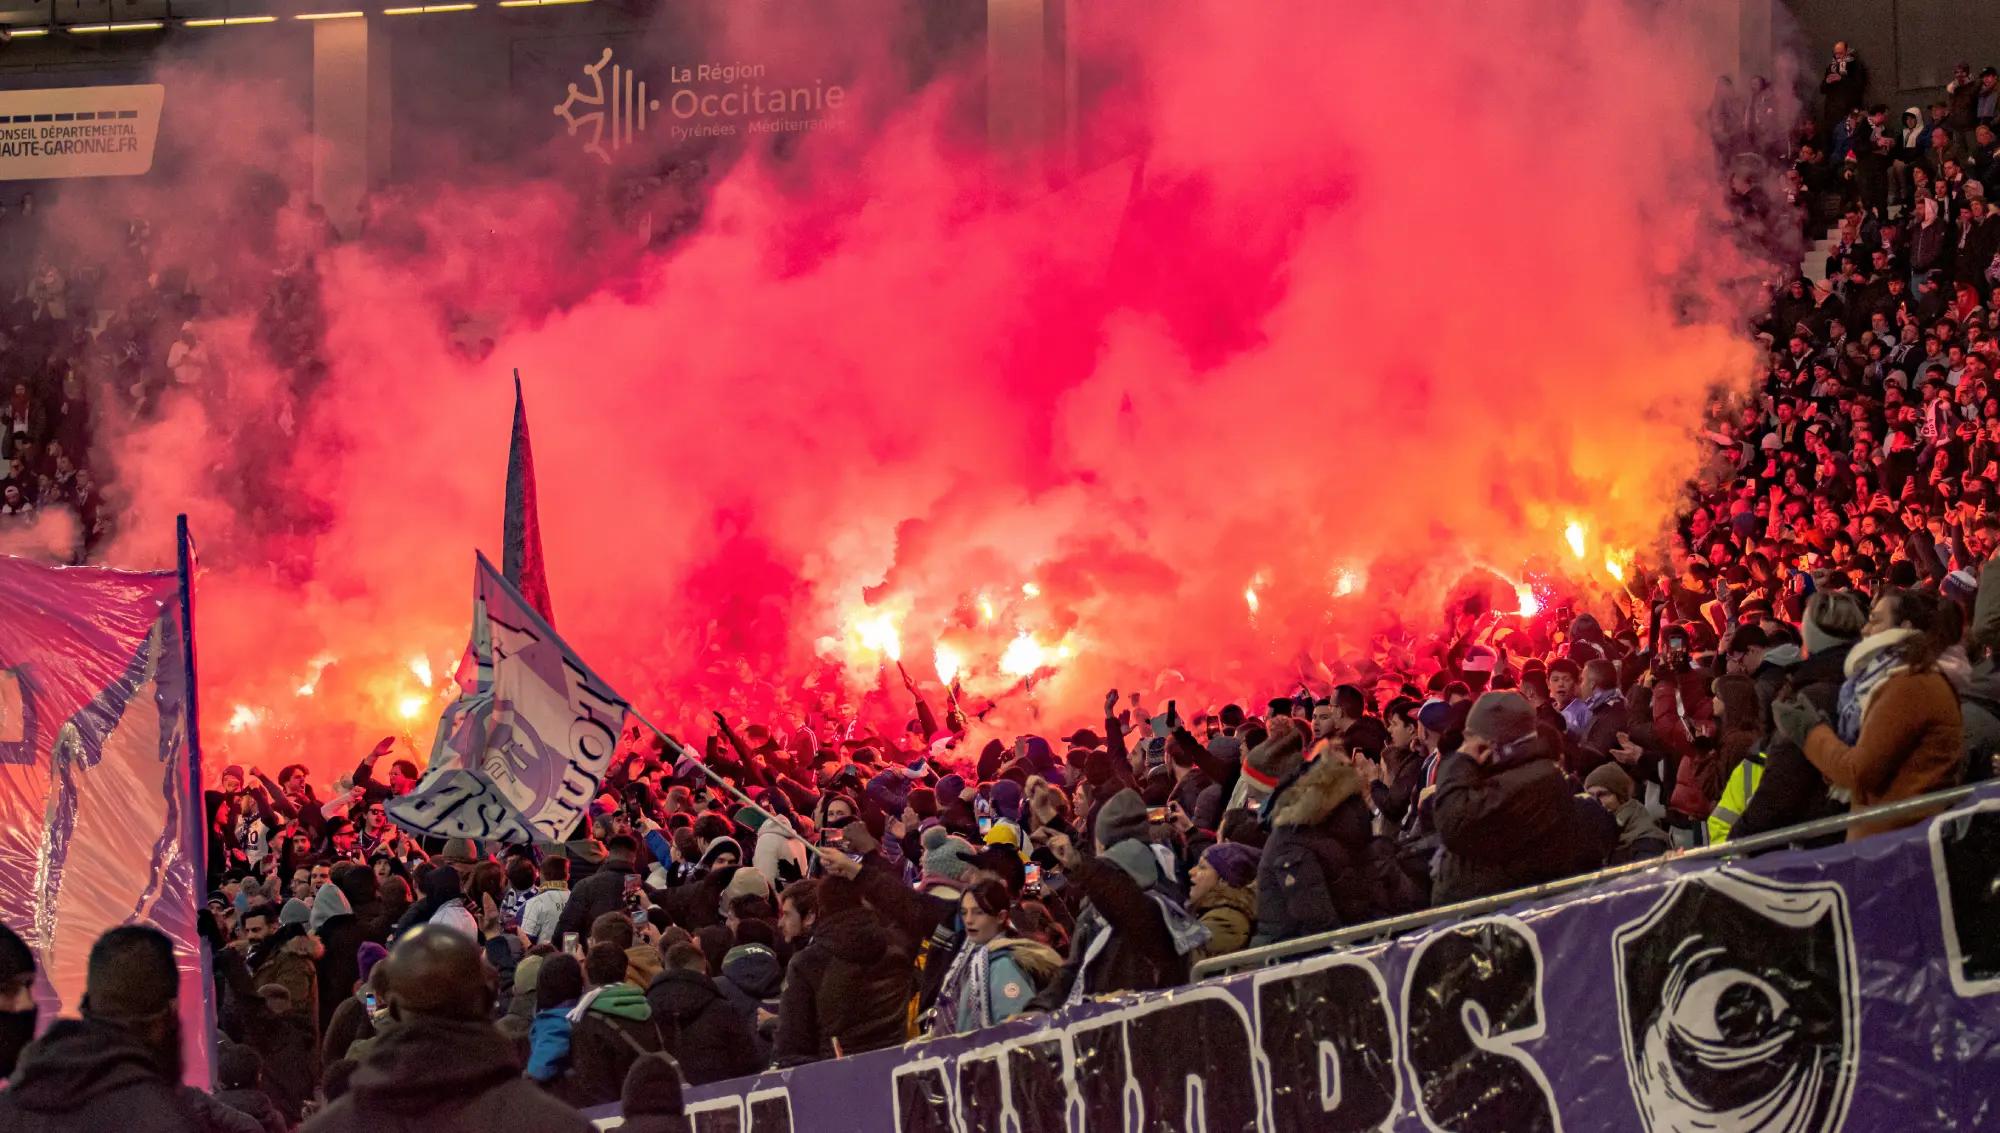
<box><xmin>647</xmin><ymin>968</ymin><xmax>760</xmax><ymax>1085</ymax></box>
<box><xmin>1254</xmin><ymin>758</ymin><xmax>1413</xmax><ymax>944</ymax></box>
<box><xmin>1431</xmin><ymin>733</ymin><xmax>1615</xmax><ymax>906</ymax></box>
<box><xmin>1191</xmin><ymin>882</ymin><xmax>1256</xmax><ymax>960</ymax></box>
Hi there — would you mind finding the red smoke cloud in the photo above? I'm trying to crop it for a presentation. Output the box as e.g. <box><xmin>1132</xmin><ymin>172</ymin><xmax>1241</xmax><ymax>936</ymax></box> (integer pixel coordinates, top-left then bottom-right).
<box><xmin>40</xmin><ymin>0</ymin><xmax>1778</xmax><ymax>779</ymax></box>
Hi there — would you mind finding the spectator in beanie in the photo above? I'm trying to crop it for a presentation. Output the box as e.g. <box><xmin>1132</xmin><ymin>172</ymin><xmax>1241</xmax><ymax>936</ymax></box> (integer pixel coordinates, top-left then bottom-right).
<box><xmin>553</xmin><ymin>834</ymin><xmax>642</xmax><ymax>946</ymax></box>
<box><xmin>1027</xmin><ymin>789</ymin><xmax>1208</xmax><ymax>1010</ymax></box>
<box><xmin>1188</xmin><ymin>843</ymin><xmax>1259</xmax><ymax>960</ymax></box>
<box><xmin>1432</xmin><ymin>692</ymin><xmax>1614</xmax><ymax>906</ymax></box>
<box><xmin>1583</xmin><ymin>764</ymin><xmax>1670</xmax><ymax>863</ymax></box>
<box><xmin>617</xmin><ymin>1052</ymin><xmax>692</xmax><ymax>1133</ymax></box>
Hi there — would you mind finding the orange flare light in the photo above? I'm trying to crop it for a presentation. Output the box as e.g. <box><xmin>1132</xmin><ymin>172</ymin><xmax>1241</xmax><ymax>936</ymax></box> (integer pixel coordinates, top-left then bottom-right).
<box><xmin>999</xmin><ymin>633</ymin><xmax>1047</xmax><ymax>678</ymax></box>
<box><xmin>855</xmin><ymin>612</ymin><xmax>903</xmax><ymax>662</ymax></box>
<box><xmin>933</xmin><ymin>643</ymin><xmax>961</xmax><ymax>686</ymax></box>
<box><xmin>1565</xmin><ymin>521</ymin><xmax>1587</xmax><ymax>561</ymax></box>
<box><xmin>1515</xmin><ymin>583</ymin><xmax>1541</xmax><ymax>617</ymax></box>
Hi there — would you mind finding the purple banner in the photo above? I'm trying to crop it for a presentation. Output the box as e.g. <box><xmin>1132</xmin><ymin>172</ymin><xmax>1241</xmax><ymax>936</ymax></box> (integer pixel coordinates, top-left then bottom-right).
<box><xmin>0</xmin><ymin>555</ymin><xmax>205</xmax><ymax>1086</ymax></box>
<box><xmin>614</xmin><ymin>786</ymin><xmax>2000</xmax><ymax>1132</ymax></box>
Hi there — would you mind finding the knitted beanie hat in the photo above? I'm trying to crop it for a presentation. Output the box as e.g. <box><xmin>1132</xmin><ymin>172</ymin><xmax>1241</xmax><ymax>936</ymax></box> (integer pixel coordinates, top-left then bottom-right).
<box><xmin>1241</xmin><ymin>720</ymin><xmax>1306</xmax><ymax>795</ymax></box>
<box><xmin>920</xmin><ymin>825</ymin><xmax>977</xmax><ymax>885</ymax></box>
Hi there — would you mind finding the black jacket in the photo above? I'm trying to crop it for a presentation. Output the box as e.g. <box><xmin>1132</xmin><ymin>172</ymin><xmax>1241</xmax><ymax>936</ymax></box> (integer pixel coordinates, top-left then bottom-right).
<box><xmin>1256</xmin><ymin>759</ymin><xmax>1418</xmax><ymax>944</ymax></box>
<box><xmin>553</xmin><ymin>858</ymin><xmax>638</xmax><ymax>945</ymax></box>
<box><xmin>0</xmin><ymin>1018</ymin><xmax>203</xmax><ymax>1133</ymax></box>
<box><xmin>850</xmin><ymin>859</ymin><xmax>959</xmax><ymax>1010</ymax></box>
<box><xmin>646</xmin><ymin>968</ymin><xmax>761</xmax><ymax>1084</ymax></box>
<box><xmin>300</xmin><ymin>1015</ymin><xmax>593</xmax><ymax>1133</ymax></box>
<box><xmin>1029</xmin><ymin>852</ymin><xmax>1188</xmax><ymax>1010</ymax></box>
<box><xmin>716</xmin><ymin>945</ymin><xmax>784</xmax><ymax>1064</ymax></box>
<box><xmin>568</xmin><ymin>996</ymin><xmax>661</xmax><ymax>1108</ymax></box>
<box><xmin>773</xmin><ymin>907</ymin><xmax>913</xmax><ymax>1064</ymax></box>
<box><xmin>1731</xmin><ymin>644</ymin><xmax>1848</xmax><ymax>843</ymax></box>
<box><xmin>315</xmin><ymin>911</ymin><xmax>365</xmax><ymax>1035</ymax></box>
<box><xmin>1431</xmin><ymin>735</ymin><xmax>1614</xmax><ymax>906</ymax></box>
<box><xmin>212</xmin><ymin>1086</ymin><xmax>288</xmax><ymax>1133</ymax></box>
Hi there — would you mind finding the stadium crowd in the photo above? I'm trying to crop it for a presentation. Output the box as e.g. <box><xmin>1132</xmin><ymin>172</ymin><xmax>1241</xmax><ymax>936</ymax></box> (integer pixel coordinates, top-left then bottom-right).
<box><xmin>4</xmin><ymin>32</ymin><xmax>2000</xmax><ymax>1133</ymax></box>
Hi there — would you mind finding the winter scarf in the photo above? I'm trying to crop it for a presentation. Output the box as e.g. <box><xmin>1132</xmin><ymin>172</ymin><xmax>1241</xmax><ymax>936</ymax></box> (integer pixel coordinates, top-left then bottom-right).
<box><xmin>1063</xmin><ymin>888</ymin><xmax>1209</xmax><ymax>1008</ymax></box>
<box><xmin>932</xmin><ymin>937</ymin><xmax>997</xmax><ymax>1035</ymax></box>
<box><xmin>1837</xmin><ymin>628</ymin><xmax>1920</xmax><ymax>743</ymax></box>
<box><xmin>568</xmin><ymin>981</ymin><xmax>652</xmax><ymax>1025</ymax></box>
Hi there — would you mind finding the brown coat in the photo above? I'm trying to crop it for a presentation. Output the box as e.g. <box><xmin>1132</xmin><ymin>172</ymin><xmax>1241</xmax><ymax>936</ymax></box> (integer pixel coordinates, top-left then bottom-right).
<box><xmin>1804</xmin><ymin>670</ymin><xmax>1963</xmax><ymax>839</ymax></box>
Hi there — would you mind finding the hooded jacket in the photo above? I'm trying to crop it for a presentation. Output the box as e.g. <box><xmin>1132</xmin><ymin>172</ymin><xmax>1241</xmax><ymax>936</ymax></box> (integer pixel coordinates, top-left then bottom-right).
<box><xmin>716</xmin><ymin>944</ymin><xmax>784</xmax><ymax>1062</ymax></box>
<box><xmin>301</xmin><ymin>1015</ymin><xmax>593</xmax><ymax>1133</ymax></box>
<box><xmin>1431</xmin><ymin>733</ymin><xmax>1614</xmax><ymax>906</ymax></box>
<box><xmin>312</xmin><ymin>883</ymin><xmax>364</xmax><ymax>1036</ymax></box>
<box><xmin>1254</xmin><ymin>759</ymin><xmax>1412</xmax><ymax>944</ymax></box>
<box><xmin>750</xmin><ymin>814</ymin><xmax>810</xmax><ymax>889</ymax></box>
<box><xmin>646</xmin><ymin>967</ymin><xmax>760</xmax><ymax>1085</ymax></box>
<box><xmin>567</xmin><ymin>983</ymin><xmax>660</xmax><ymax>1107</ymax></box>
<box><xmin>0</xmin><ymin>1018</ymin><xmax>202</xmax><ymax>1133</ymax></box>
<box><xmin>773</xmin><ymin>906</ymin><xmax>914</xmax><ymax>1064</ymax></box>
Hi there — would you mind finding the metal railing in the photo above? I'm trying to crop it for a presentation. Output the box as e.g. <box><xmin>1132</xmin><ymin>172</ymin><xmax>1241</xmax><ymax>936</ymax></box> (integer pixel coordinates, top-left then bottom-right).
<box><xmin>1190</xmin><ymin>782</ymin><xmax>1986</xmax><ymax>981</ymax></box>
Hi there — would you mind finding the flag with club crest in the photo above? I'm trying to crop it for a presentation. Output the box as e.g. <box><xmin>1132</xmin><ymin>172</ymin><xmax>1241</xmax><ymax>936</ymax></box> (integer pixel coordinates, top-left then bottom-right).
<box><xmin>388</xmin><ymin>553</ymin><xmax>625</xmax><ymax>843</ymax></box>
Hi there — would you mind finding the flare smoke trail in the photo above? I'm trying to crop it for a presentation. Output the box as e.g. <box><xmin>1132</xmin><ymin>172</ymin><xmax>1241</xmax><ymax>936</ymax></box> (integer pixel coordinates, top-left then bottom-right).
<box><xmin>18</xmin><ymin>0</ymin><xmax>1783</xmax><ymax>778</ymax></box>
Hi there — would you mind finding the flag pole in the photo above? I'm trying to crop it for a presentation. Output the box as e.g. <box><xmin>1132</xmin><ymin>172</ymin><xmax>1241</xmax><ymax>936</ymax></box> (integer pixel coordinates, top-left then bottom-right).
<box><xmin>617</xmin><ymin>705</ymin><xmax>830</xmax><ymax>864</ymax></box>
<box><xmin>175</xmin><ymin>513</ymin><xmax>218</xmax><ymax>1088</ymax></box>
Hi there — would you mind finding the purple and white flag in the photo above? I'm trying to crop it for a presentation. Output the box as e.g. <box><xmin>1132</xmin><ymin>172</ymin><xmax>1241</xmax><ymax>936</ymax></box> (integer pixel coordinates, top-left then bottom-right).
<box><xmin>388</xmin><ymin>553</ymin><xmax>625</xmax><ymax>843</ymax></box>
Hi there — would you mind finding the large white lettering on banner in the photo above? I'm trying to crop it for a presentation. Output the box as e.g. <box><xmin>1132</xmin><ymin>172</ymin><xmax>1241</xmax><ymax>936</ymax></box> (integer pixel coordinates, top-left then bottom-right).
<box><xmin>0</xmin><ymin>85</ymin><xmax>164</xmax><ymax>180</ymax></box>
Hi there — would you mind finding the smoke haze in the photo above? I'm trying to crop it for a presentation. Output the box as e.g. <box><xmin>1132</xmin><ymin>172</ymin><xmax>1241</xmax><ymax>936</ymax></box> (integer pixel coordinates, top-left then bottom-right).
<box><xmin>13</xmin><ymin>0</ymin><xmax>1784</xmax><ymax>776</ymax></box>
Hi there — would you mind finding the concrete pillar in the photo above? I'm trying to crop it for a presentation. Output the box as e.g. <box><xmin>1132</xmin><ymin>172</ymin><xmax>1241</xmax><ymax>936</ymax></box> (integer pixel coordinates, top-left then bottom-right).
<box><xmin>312</xmin><ymin>18</ymin><xmax>390</xmax><ymax>237</ymax></box>
<box><xmin>987</xmin><ymin>0</ymin><xmax>1061</xmax><ymax>178</ymax></box>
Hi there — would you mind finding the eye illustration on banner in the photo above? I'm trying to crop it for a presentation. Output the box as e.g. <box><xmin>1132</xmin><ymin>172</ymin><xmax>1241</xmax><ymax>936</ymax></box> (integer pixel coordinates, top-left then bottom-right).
<box><xmin>1929</xmin><ymin>798</ymin><xmax>2000</xmax><ymax>998</ymax></box>
<box><xmin>1612</xmin><ymin>873</ymin><xmax>1857</xmax><ymax>1133</ymax></box>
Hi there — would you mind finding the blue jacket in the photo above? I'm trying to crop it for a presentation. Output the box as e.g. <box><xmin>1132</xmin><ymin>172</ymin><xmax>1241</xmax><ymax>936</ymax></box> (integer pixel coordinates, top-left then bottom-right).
<box><xmin>524</xmin><ymin>1006</ymin><xmax>574</xmax><ymax>1082</ymax></box>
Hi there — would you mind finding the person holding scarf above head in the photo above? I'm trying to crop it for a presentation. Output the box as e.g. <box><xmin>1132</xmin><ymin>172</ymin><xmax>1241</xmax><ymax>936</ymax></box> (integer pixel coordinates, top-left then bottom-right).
<box><xmin>1772</xmin><ymin>587</ymin><xmax>1967</xmax><ymax>840</ymax></box>
<box><xmin>928</xmin><ymin>881</ymin><xmax>1061</xmax><ymax>1036</ymax></box>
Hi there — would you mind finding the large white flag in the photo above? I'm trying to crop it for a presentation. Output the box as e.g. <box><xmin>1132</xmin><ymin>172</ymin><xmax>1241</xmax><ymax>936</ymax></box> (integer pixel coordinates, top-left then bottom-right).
<box><xmin>388</xmin><ymin>553</ymin><xmax>626</xmax><ymax>843</ymax></box>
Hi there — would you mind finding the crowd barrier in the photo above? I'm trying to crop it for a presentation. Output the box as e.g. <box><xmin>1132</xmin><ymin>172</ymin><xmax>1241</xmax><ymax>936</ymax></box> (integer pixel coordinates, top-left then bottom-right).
<box><xmin>594</xmin><ymin>782</ymin><xmax>2000</xmax><ymax>1131</ymax></box>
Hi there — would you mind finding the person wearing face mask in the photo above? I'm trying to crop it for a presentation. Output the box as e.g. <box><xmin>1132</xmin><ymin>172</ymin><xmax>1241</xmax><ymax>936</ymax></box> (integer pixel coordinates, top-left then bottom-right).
<box><xmin>0</xmin><ymin>925</ymin><xmax>202</xmax><ymax>1132</ymax></box>
<box><xmin>0</xmin><ymin>921</ymin><xmax>35</xmax><ymax>1081</ymax></box>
